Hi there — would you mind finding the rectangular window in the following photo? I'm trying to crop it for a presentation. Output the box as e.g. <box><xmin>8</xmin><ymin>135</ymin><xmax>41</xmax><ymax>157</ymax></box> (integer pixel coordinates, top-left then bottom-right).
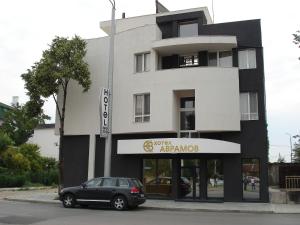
<box><xmin>208</xmin><ymin>51</ymin><xmax>232</xmax><ymax>67</ymax></box>
<box><xmin>179</xmin><ymin>54</ymin><xmax>199</xmax><ymax>67</ymax></box>
<box><xmin>240</xmin><ymin>92</ymin><xmax>259</xmax><ymax>121</ymax></box>
<box><xmin>219</xmin><ymin>51</ymin><xmax>233</xmax><ymax>67</ymax></box>
<box><xmin>238</xmin><ymin>49</ymin><xmax>256</xmax><ymax>69</ymax></box>
<box><xmin>134</xmin><ymin>93</ymin><xmax>150</xmax><ymax>123</ymax></box>
<box><xmin>143</xmin><ymin>159</ymin><xmax>172</xmax><ymax>198</ymax></box>
<box><xmin>135</xmin><ymin>53</ymin><xmax>150</xmax><ymax>73</ymax></box>
<box><xmin>179</xmin><ymin>21</ymin><xmax>198</xmax><ymax>37</ymax></box>
<box><xmin>242</xmin><ymin>159</ymin><xmax>260</xmax><ymax>200</ymax></box>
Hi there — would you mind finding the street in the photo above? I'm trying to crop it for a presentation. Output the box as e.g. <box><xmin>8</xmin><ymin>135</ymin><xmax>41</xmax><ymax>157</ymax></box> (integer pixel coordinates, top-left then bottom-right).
<box><xmin>0</xmin><ymin>200</ymin><xmax>300</xmax><ymax>225</ymax></box>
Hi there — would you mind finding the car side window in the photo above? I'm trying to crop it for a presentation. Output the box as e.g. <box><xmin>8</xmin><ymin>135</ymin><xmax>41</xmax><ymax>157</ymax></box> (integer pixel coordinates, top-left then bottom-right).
<box><xmin>86</xmin><ymin>178</ymin><xmax>102</xmax><ymax>188</ymax></box>
<box><xmin>118</xmin><ymin>178</ymin><xmax>129</xmax><ymax>187</ymax></box>
<box><xmin>101</xmin><ymin>178</ymin><xmax>117</xmax><ymax>187</ymax></box>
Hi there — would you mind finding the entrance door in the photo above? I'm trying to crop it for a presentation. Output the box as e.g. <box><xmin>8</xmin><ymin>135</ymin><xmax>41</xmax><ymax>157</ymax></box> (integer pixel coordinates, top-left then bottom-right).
<box><xmin>180</xmin><ymin>159</ymin><xmax>201</xmax><ymax>200</ymax></box>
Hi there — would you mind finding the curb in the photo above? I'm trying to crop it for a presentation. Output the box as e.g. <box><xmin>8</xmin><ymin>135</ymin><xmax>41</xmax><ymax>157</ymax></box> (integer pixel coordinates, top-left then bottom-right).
<box><xmin>4</xmin><ymin>197</ymin><xmax>59</xmax><ymax>205</ymax></box>
<box><xmin>0</xmin><ymin>187</ymin><xmax>55</xmax><ymax>192</ymax></box>
<box><xmin>4</xmin><ymin>197</ymin><xmax>276</xmax><ymax>214</ymax></box>
<box><xmin>141</xmin><ymin>206</ymin><xmax>274</xmax><ymax>214</ymax></box>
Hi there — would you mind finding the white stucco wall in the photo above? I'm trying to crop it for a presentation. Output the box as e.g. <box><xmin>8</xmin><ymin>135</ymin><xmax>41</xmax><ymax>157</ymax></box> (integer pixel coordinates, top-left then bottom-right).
<box><xmin>57</xmin><ymin>9</ymin><xmax>240</xmax><ymax>136</ymax></box>
<box><xmin>28</xmin><ymin>128</ymin><xmax>59</xmax><ymax>159</ymax></box>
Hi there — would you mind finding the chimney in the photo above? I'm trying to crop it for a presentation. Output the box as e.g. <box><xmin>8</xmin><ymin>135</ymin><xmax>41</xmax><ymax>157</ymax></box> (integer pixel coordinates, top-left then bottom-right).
<box><xmin>12</xmin><ymin>96</ymin><xmax>19</xmax><ymax>107</ymax></box>
<box><xmin>122</xmin><ymin>12</ymin><xmax>126</xmax><ymax>19</ymax></box>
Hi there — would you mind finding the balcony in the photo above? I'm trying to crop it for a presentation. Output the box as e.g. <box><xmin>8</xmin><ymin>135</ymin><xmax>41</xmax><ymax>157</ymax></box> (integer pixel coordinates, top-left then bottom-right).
<box><xmin>152</xmin><ymin>35</ymin><xmax>237</xmax><ymax>55</ymax></box>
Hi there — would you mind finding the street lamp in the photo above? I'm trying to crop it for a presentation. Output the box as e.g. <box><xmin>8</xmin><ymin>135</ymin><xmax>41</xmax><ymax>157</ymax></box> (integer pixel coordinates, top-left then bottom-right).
<box><xmin>285</xmin><ymin>133</ymin><xmax>293</xmax><ymax>163</ymax></box>
<box><xmin>104</xmin><ymin>0</ymin><xmax>116</xmax><ymax>177</ymax></box>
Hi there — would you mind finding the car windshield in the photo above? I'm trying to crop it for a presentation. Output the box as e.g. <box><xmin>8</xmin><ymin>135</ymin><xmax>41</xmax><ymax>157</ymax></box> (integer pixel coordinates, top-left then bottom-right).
<box><xmin>132</xmin><ymin>178</ymin><xmax>143</xmax><ymax>188</ymax></box>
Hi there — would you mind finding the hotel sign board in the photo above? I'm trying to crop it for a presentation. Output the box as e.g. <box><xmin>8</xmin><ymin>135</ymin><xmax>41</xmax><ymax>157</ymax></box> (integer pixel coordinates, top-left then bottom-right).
<box><xmin>99</xmin><ymin>88</ymin><xmax>110</xmax><ymax>138</ymax></box>
<box><xmin>117</xmin><ymin>138</ymin><xmax>240</xmax><ymax>154</ymax></box>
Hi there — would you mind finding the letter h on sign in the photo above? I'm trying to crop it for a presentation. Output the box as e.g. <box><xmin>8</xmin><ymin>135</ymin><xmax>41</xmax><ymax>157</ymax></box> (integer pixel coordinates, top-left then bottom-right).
<box><xmin>100</xmin><ymin>88</ymin><xmax>110</xmax><ymax>137</ymax></box>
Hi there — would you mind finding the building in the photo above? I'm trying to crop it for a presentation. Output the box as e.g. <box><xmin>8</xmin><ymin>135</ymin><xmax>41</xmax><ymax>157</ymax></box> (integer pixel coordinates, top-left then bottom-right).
<box><xmin>28</xmin><ymin>124</ymin><xmax>59</xmax><ymax>160</ymax></box>
<box><xmin>56</xmin><ymin>5</ymin><xmax>269</xmax><ymax>202</ymax></box>
<box><xmin>0</xmin><ymin>102</ymin><xmax>12</xmax><ymax>126</ymax></box>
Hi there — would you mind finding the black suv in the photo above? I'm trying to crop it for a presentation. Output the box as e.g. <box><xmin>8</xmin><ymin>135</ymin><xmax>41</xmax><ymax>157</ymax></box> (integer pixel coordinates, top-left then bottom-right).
<box><xmin>59</xmin><ymin>177</ymin><xmax>146</xmax><ymax>210</ymax></box>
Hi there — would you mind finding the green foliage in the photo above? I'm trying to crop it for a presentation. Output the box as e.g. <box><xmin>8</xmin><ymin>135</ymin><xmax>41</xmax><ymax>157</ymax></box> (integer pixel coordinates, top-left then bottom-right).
<box><xmin>41</xmin><ymin>157</ymin><xmax>58</xmax><ymax>170</ymax></box>
<box><xmin>0</xmin><ymin>131</ymin><xmax>14</xmax><ymax>153</ymax></box>
<box><xmin>21</xmin><ymin>35</ymin><xmax>91</xmax><ymax>188</ymax></box>
<box><xmin>1</xmin><ymin>147</ymin><xmax>31</xmax><ymax>172</ymax></box>
<box><xmin>0</xmin><ymin>174</ymin><xmax>26</xmax><ymax>188</ymax></box>
<box><xmin>19</xmin><ymin>143</ymin><xmax>42</xmax><ymax>172</ymax></box>
<box><xmin>28</xmin><ymin>169</ymin><xmax>58</xmax><ymax>186</ymax></box>
<box><xmin>21</xmin><ymin>35</ymin><xmax>91</xmax><ymax>120</ymax></box>
<box><xmin>0</xmin><ymin>142</ymin><xmax>59</xmax><ymax>187</ymax></box>
<box><xmin>0</xmin><ymin>105</ymin><xmax>48</xmax><ymax>146</ymax></box>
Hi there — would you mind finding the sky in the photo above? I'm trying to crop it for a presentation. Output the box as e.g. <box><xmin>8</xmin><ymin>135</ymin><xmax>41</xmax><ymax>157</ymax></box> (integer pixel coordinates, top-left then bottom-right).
<box><xmin>0</xmin><ymin>0</ymin><xmax>299</xmax><ymax>162</ymax></box>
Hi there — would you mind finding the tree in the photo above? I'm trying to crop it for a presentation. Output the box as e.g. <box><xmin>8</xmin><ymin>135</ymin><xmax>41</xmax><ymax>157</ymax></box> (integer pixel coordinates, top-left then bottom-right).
<box><xmin>0</xmin><ymin>104</ymin><xmax>47</xmax><ymax>146</ymax></box>
<box><xmin>21</xmin><ymin>36</ymin><xmax>91</xmax><ymax>188</ymax></box>
<box><xmin>0</xmin><ymin>132</ymin><xmax>14</xmax><ymax>153</ymax></box>
<box><xmin>277</xmin><ymin>153</ymin><xmax>285</xmax><ymax>163</ymax></box>
<box><xmin>293</xmin><ymin>30</ymin><xmax>300</xmax><ymax>60</ymax></box>
<box><xmin>293</xmin><ymin>135</ymin><xmax>300</xmax><ymax>163</ymax></box>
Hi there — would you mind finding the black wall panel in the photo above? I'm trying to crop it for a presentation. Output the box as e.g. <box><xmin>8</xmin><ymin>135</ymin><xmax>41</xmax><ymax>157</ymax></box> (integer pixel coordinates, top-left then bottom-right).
<box><xmin>63</xmin><ymin>135</ymin><xmax>89</xmax><ymax>187</ymax></box>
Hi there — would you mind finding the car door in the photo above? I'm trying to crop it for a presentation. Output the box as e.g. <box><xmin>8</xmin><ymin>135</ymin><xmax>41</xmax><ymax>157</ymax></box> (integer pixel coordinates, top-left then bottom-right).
<box><xmin>97</xmin><ymin>178</ymin><xmax>118</xmax><ymax>202</ymax></box>
<box><xmin>76</xmin><ymin>178</ymin><xmax>102</xmax><ymax>203</ymax></box>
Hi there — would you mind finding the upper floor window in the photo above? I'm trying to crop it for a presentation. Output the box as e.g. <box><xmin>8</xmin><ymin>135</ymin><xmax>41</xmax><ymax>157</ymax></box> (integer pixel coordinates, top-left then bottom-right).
<box><xmin>208</xmin><ymin>51</ymin><xmax>232</xmax><ymax>67</ymax></box>
<box><xmin>179</xmin><ymin>54</ymin><xmax>199</xmax><ymax>67</ymax></box>
<box><xmin>238</xmin><ymin>49</ymin><xmax>256</xmax><ymax>69</ymax></box>
<box><xmin>136</xmin><ymin>52</ymin><xmax>150</xmax><ymax>73</ymax></box>
<box><xmin>240</xmin><ymin>92</ymin><xmax>259</xmax><ymax>121</ymax></box>
<box><xmin>134</xmin><ymin>93</ymin><xmax>150</xmax><ymax>123</ymax></box>
<box><xmin>179</xmin><ymin>21</ymin><xmax>198</xmax><ymax>37</ymax></box>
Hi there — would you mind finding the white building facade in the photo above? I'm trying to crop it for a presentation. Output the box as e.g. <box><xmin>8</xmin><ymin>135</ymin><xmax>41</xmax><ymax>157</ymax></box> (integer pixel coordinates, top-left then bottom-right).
<box><xmin>56</xmin><ymin>6</ymin><xmax>268</xmax><ymax>202</ymax></box>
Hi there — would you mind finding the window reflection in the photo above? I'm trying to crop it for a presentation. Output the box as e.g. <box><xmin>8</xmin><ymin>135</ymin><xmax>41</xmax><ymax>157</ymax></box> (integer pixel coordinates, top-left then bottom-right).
<box><xmin>143</xmin><ymin>159</ymin><xmax>172</xmax><ymax>198</ymax></box>
<box><xmin>242</xmin><ymin>159</ymin><xmax>260</xmax><ymax>200</ymax></box>
<box><xmin>207</xmin><ymin>159</ymin><xmax>224</xmax><ymax>198</ymax></box>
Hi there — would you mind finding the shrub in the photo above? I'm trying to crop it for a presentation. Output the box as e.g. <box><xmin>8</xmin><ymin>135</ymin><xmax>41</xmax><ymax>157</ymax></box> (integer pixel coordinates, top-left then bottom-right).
<box><xmin>1</xmin><ymin>147</ymin><xmax>31</xmax><ymax>172</ymax></box>
<box><xmin>0</xmin><ymin>132</ymin><xmax>14</xmax><ymax>153</ymax></box>
<box><xmin>19</xmin><ymin>144</ymin><xmax>42</xmax><ymax>172</ymax></box>
<box><xmin>0</xmin><ymin>174</ymin><xmax>26</xmax><ymax>188</ymax></box>
<box><xmin>41</xmin><ymin>157</ymin><xmax>57</xmax><ymax>170</ymax></box>
<box><xmin>28</xmin><ymin>169</ymin><xmax>58</xmax><ymax>186</ymax></box>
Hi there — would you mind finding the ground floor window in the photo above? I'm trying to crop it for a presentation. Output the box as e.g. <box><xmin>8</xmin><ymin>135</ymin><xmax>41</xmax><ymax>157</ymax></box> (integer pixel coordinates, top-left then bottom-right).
<box><xmin>143</xmin><ymin>159</ymin><xmax>172</xmax><ymax>198</ymax></box>
<box><xmin>207</xmin><ymin>159</ymin><xmax>224</xmax><ymax>198</ymax></box>
<box><xmin>242</xmin><ymin>158</ymin><xmax>260</xmax><ymax>200</ymax></box>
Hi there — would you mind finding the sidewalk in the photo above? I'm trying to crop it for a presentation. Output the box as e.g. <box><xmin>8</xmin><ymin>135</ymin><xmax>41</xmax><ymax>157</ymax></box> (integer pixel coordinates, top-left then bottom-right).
<box><xmin>1</xmin><ymin>188</ymin><xmax>300</xmax><ymax>214</ymax></box>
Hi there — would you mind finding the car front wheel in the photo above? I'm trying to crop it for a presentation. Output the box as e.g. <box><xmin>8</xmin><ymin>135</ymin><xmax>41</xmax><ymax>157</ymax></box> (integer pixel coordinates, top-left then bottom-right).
<box><xmin>112</xmin><ymin>195</ymin><xmax>127</xmax><ymax>210</ymax></box>
<box><xmin>62</xmin><ymin>194</ymin><xmax>76</xmax><ymax>208</ymax></box>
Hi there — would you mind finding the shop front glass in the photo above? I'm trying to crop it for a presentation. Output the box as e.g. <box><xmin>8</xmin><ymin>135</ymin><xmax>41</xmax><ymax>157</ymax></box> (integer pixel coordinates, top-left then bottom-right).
<box><xmin>207</xmin><ymin>159</ymin><xmax>224</xmax><ymax>198</ymax></box>
<box><xmin>180</xmin><ymin>159</ymin><xmax>200</xmax><ymax>199</ymax></box>
<box><xmin>143</xmin><ymin>159</ymin><xmax>172</xmax><ymax>198</ymax></box>
<box><xmin>242</xmin><ymin>159</ymin><xmax>260</xmax><ymax>200</ymax></box>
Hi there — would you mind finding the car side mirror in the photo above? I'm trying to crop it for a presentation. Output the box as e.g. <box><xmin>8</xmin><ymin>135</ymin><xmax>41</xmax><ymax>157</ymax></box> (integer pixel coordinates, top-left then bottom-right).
<box><xmin>81</xmin><ymin>183</ymin><xmax>87</xmax><ymax>189</ymax></box>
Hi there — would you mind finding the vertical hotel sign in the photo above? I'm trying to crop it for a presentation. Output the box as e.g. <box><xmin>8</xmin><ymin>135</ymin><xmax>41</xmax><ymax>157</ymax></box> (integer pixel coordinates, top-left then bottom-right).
<box><xmin>100</xmin><ymin>88</ymin><xmax>110</xmax><ymax>137</ymax></box>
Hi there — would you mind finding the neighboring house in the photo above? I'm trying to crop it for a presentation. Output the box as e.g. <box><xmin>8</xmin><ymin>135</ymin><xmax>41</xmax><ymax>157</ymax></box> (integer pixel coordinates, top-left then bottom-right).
<box><xmin>56</xmin><ymin>4</ymin><xmax>268</xmax><ymax>202</ymax></box>
<box><xmin>28</xmin><ymin>124</ymin><xmax>59</xmax><ymax>160</ymax></box>
<box><xmin>0</xmin><ymin>102</ymin><xmax>12</xmax><ymax>126</ymax></box>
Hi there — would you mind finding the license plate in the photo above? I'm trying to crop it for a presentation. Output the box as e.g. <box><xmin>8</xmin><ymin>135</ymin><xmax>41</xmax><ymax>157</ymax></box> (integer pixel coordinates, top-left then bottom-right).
<box><xmin>140</xmin><ymin>194</ymin><xmax>144</xmax><ymax>198</ymax></box>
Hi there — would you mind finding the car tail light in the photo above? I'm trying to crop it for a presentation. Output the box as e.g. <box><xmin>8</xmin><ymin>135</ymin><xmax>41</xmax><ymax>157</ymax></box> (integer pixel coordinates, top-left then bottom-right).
<box><xmin>130</xmin><ymin>186</ymin><xmax>140</xmax><ymax>194</ymax></box>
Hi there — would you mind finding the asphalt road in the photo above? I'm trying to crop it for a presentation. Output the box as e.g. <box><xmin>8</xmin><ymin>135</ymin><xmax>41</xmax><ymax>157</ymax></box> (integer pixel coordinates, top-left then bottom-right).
<box><xmin>0</xmin><ymin>200</ymin><xmax>300</xmax><ymax>225</ymax></box>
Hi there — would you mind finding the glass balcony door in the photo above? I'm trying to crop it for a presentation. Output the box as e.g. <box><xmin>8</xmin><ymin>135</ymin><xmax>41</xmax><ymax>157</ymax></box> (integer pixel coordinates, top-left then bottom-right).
<box><xmin>179</xmin><ymin>97</ymin><xmax>198</xmax><ymax>138</ymax></box>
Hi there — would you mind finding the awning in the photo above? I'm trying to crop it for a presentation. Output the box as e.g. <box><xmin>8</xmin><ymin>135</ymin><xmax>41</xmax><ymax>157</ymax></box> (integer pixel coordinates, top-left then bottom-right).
<box><xmin>117</xmin><ymin>138</ymin><xmax>240</xmax><ymax>154</ymax></box>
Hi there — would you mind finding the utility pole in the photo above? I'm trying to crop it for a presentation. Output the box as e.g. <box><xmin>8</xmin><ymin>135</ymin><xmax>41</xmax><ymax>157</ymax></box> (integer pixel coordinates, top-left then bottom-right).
<box><xmin>104</xmin><ymin>0</ymin><xmax>116</xmax><ymax>177</ymax></box>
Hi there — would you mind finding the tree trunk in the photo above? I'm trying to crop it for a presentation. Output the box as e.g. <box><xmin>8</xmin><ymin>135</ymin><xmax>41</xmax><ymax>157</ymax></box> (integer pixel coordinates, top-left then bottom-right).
<box><xmin>58</xmin><ymin>82</ymin><xmax>68</xmax><ymax>191</ymax></box>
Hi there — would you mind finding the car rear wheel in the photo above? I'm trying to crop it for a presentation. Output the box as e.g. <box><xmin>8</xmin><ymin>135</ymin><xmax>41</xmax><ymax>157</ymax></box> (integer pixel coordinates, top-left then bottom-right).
<box><xmin>62</xmin><ymin>194</ymin><xmax>75</xmax><ymax>208</ymax></box>
<box><xmin>112</xmin><ymin>195</ymin><xmax>127</xmax><ymax>210</ymax></box>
